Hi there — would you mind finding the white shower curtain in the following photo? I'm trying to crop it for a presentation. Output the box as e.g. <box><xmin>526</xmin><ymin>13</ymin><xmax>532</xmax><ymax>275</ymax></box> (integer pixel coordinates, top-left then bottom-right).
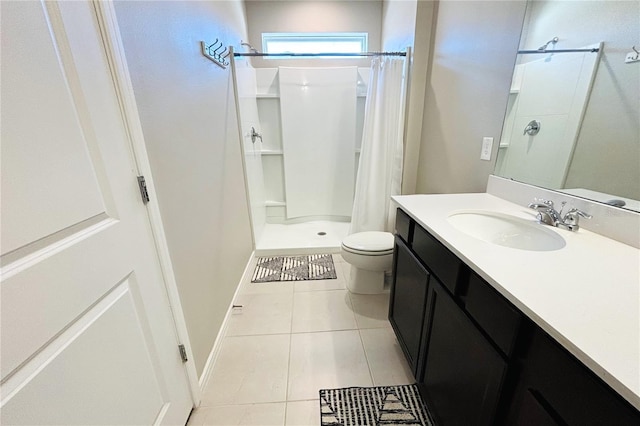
<box><xmin>350</xmin><ymin>56</ymin><xmax>406</xmax><ymax>234</ymax></box>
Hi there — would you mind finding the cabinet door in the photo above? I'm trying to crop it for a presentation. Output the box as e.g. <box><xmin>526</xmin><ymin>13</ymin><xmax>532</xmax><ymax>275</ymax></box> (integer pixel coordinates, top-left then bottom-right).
<box><xmin>420</xmin><ymin>279</ymin><xmax>507</xmax><ymax>426</ymax></box>
<box><xmin>508</xmin><ymin>328</ymin><xmax>640</xmax><ymax>425</ymax></box>
<box><xmin>389</xmin><ymin>239</ymin><xmax>429</xmax><ymax>375</ymax></box>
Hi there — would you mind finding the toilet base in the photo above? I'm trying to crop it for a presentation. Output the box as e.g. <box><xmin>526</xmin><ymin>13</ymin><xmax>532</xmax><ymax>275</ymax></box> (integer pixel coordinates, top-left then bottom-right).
<box><xmin>347</xmin><ymin>267</ymin><xmax>385</xmax><ymax>294</ymax></box>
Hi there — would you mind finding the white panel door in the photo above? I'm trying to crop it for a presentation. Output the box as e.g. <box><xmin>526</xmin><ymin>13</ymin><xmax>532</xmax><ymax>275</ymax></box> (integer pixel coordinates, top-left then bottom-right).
<box><xmin>0</xmin><ymin>1</ymin><xmax>192</xmax><ymax>424</ymax></box>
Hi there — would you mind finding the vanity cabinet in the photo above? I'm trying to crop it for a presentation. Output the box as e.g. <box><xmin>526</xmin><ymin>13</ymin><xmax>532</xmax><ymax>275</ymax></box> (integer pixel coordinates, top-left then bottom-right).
<box><xmin>390</xmin><ymin>211</ymin><xmax>515</xmax><ymax>425</ymax></box>
<box><xmin>389</xmin><ymin>208</ymin><xmax>640</xmax><ymax>426</ymax></box>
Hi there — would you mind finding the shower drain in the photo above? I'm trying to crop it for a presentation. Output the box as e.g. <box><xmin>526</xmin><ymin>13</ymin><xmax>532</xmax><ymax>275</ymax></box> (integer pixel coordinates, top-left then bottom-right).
<box><xmin>317</xmin><ymin>232</ymin><xmax>327</xmax><ymax>236</ymax></box>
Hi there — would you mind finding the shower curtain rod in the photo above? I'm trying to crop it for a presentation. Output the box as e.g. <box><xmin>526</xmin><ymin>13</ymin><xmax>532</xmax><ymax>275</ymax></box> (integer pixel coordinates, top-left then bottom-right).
<box><xmin>234</xmin><ymin>51</ymin><xmax>407</xmax><ymax>57</ymax></box>
<box><xmin>517</xmin><ymin>47</ymin><xmax>599</xmax><ymax>54</ymax></box>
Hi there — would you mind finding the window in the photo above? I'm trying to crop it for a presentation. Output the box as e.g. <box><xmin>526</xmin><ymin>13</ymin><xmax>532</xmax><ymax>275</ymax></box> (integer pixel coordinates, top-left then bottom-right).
<box><xmin>262</xmin><ymin>32</ymin><xmax>368</xmax><ymax>57</ymax></box>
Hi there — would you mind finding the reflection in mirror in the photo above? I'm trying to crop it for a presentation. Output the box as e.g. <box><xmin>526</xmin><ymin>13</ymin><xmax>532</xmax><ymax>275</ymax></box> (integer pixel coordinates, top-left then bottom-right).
<box><xmin>494</xmin><ymin>1</ymin><xmax>639</xmax><ymax>212</ymax></box>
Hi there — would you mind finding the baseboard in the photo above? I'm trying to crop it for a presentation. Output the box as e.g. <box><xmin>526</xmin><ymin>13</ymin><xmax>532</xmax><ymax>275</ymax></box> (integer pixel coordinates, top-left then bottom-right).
<box><xmin>196</xmin><ymin>250</ymin><xmax>256</xmax><ymax>399</ymax></box>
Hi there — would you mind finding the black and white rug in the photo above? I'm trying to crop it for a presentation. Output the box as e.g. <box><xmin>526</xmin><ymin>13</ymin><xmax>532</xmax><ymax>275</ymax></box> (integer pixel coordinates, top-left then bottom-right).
<box><xmin>252</xmin><ymin>254</ymin><xmax>337</xmax><ymax>283</ymax></box>
<box><xmin>319</xmin><ymin>384</ymin><xmax>432</xmax><ymax>426</ymax></box>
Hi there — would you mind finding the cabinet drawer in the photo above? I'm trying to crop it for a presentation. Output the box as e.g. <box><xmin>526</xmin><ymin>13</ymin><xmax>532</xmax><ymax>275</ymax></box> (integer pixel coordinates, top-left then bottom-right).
<box><xmin>465</xmin><ymin>272</ymin><xmax>521</xmax><ymax>357</ymax></box>
<box><xmin>395</xmin><ymin>208</ymin><xmax>413</xmax><ymax>244</ymax></box>
<box><xmin>412</xmin><ymin>225</ymin><xmax>462</xmax><ymax>293</ymax></box>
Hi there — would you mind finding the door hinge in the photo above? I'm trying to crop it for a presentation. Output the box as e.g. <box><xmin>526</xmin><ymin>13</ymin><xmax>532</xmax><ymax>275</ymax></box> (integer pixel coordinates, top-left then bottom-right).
<box><xmin>137</xmin><ymin>175</ymin><xmax>150</xmax><ymax>204</ymax></box>
<box><xmin>178</xmin><ymin>344</ymin><xmax>188</xmax><ymax>363</ymax></box>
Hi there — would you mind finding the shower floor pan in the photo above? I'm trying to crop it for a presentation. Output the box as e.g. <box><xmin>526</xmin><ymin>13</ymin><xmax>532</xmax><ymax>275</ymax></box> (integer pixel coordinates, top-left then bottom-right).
<box><xmin>255</xmin><ymin>220</ymin><xmax>350</xmax><ymax>256</ymax></box>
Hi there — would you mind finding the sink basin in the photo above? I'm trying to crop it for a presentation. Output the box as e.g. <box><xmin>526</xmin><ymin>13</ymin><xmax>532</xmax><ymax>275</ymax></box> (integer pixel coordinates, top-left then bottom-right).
<box><xmin>447</xmin><ymin>210</ymin><xmax>566</xmax><ymax>251</ymax></box>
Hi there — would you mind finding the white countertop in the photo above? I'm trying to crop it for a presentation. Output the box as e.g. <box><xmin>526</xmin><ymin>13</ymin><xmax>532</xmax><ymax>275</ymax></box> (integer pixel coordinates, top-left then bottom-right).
<box><xmin>392</xmin><ymin>193</ymin><xmax>640</xmax><ymax>409</ymax></box>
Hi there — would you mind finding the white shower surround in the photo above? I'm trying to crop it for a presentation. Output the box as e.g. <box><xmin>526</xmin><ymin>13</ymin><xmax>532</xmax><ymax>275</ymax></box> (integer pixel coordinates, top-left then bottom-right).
<box><xmin>234</xmin><ymin>66</ymin><xmax>370</xmax><ymax>253</ymax></box>
<box><xmin>279</xmin><ymin>66</ymin><xmax>358</xmax><ymax>219</ymax></box>
<box><xmin>234</xmin><ymin>61</ymin><xmax>267</xmax><ymax>244</ymax></box>
<box><xmin>254</xmin><ymin>67</ymin><xmax>369</xmax><ymax>224</ymax></box>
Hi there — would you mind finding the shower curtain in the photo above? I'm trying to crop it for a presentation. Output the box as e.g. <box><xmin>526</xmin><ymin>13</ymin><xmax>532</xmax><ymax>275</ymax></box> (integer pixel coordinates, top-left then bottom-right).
<box><xmin>349</xmin><ymin>56</ymin><xmax>406</xmax><ymax>234</ymax></box>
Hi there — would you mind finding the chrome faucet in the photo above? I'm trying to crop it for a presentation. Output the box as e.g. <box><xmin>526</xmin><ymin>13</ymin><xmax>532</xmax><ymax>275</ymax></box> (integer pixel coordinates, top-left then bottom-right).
<box><xmin>527</xmin><ymin>199</ymin><xmax>592</xmax><ymax>231</ymax></box>
<box><xmin>528</xmin><ymin>199</ymin><xmax>560</xmax><ymax>226</ymax></box>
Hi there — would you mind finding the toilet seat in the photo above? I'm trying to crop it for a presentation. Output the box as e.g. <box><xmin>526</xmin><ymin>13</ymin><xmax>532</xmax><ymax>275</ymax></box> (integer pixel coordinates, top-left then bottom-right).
<box><xmin>342</xmin><ymin>231</ymin><xmax>394</xmax><ymax>256</ymax></box>
<box><xmin>342</xmin><ymin>245</ymin><xmax>393</xmax><ymax>256</ymax></box>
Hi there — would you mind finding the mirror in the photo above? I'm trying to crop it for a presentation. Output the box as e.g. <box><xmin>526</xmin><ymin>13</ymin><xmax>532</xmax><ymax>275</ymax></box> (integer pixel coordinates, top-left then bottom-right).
<box><xmin>494</xmin><ymin>0</ymin><xmax>639</xmax><ymax>212</ymax></box>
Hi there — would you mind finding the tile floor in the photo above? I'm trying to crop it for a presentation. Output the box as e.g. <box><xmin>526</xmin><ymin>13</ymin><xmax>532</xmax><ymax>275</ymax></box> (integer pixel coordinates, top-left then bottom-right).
<box><xmin>187</xmin><ymin>254</ymin><xmax>414</xmax><ymax>426</ymax></box>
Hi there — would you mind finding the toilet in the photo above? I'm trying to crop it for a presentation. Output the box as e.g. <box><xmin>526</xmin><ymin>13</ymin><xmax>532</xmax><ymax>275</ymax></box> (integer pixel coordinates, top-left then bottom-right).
<box><xmin>341</xmin><ymin>231</ymin><xmax>395</xmax><ymax>294</ymax></box>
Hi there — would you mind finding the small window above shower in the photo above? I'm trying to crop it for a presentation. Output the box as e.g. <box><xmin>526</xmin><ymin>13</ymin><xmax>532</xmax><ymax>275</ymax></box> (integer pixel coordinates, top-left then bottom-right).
<box><xmin>261</xmin><ymin>32</ymin><xmax>368</xmax><ymax>58</ymax></box>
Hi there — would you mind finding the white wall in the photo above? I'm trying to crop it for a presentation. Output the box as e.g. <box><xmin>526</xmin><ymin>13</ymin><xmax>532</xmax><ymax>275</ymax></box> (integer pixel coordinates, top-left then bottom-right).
<box><xmin>113</xmin><ymin>0</ymin><xmax>253</xmax><ymax>378</ymax></box>
<box><xmin>522</xmin><ymin>1</ymin><xmax>639</xmax><ymax>200</ymax></box>
<box><xmin>381</xmin><ymin>0</ymin><xmax>417</xmax><ymax>52</ymax></box>
<box><xmin>244</xmin><ymin>0</ymin><xmax>382</xmax><ymax>68</ymax></box>
<box><xmin>380</xmin><ymin>0</ymin><xmax>436</xmax><ymax>194</ymax></box>
<box><xmin>415</xmin><ymin>0</ymin><xmax>527</xmax><ymax>194</ymax></box>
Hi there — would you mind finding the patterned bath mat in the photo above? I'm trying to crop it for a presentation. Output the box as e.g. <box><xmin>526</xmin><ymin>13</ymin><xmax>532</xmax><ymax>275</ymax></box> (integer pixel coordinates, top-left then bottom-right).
<box><xmin>319</xmin><ymin>384</ymin><xmax>432</xmax><ymax>426</ymax></box>
<box><xmin>252</xmin><ymin>254</ymin><xmax>337</xmax><ymax>283</ymax></box>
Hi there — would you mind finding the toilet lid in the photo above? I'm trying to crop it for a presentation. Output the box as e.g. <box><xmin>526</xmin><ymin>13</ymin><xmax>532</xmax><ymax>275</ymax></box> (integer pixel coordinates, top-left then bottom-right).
<box><xmin>342</xmin><ymin>231</ymin><xmax>394</xmax><ymax>252</ymax></box>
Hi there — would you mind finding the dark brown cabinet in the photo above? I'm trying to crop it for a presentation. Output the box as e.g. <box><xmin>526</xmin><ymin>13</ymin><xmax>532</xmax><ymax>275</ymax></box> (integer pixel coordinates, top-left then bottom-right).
<box><xmin>412</xmin><ymin>225</ymin><xmax>462</xmax><ymax>294</ymax></box>
<box><xmin>388</xmin><ymin>238</ymin><xmax>429</xmax><ymax>374</ymax></box>
<box><xmin>464</xmin><ymin>272</ymin><xmax>521</xmax><ymax>358</ymax></box>
<box><xmin>389</xmin><ymin>208</ymin><xmax>640</xmax><ymax>426</ymax></box>
<box><xmin>507</xmin><ymin>328</ymin><xmax>640</xmax><ymax>425</ymax></box>
<box><xmin>419</xmin><ymin>277</ymin><xmax>507</xmax><ymax>425</ymax></box>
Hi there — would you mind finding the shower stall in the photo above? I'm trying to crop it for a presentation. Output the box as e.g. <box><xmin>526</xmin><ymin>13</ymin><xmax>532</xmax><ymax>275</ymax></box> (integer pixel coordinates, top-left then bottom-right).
<box><xmin>230</xmin><ymin>50</ymin><xmax>407</xmax><ymax>254</ymax></box>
